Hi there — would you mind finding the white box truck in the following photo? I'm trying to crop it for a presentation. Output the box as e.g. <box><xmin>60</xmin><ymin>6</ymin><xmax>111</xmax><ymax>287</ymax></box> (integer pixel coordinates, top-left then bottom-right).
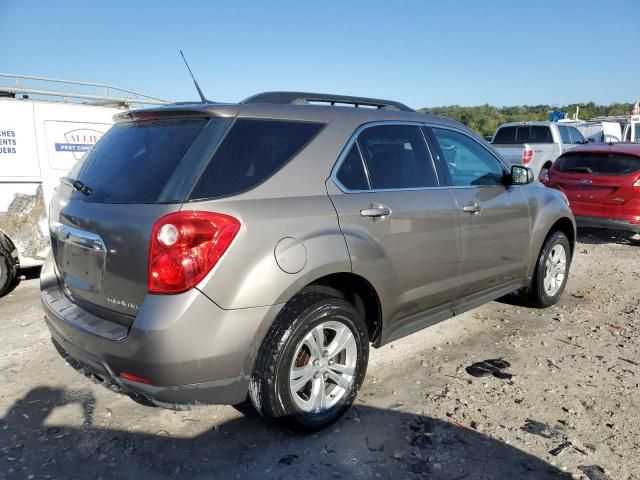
<box><xmin>0</xmin><ymin>73</ymin><xmax>167</xmax><ymax>296</ymax></box>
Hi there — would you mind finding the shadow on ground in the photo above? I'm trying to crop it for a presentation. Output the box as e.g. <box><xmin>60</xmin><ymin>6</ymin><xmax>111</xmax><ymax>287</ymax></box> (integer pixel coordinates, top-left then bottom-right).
<box><xmin>577</xmin><ymin>227</ymin><xmax>639</xmax><ymax>246</ymax></box>
<box><xmin>0</xmin><ymin>387</ymin><xmax>572</xmax><ymax>480</ymax></box>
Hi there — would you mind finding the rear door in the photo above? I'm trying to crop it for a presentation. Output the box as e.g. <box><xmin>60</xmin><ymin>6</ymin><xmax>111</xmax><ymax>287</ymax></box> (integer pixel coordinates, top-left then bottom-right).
<box><xmin>328</xmin><ymin>123</ymin><xmax>460</xmax><ymax>338</ymax></box>
<box><xmin>558</xmin><ymin>125</ymin><xmax>573</xmax><ymax>153</ymax></box>
<box><xmin>49</xmin><ymin>116</ymin><xmax>225</xmax><ymax>326</ymax></box>
<box><xmin>426</xmin><ymin>126</ymin><xmax>530</xmax><ymax>310</ymax></box>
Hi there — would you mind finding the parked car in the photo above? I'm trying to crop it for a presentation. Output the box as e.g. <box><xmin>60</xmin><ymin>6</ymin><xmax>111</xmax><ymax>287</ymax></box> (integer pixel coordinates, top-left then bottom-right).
<box><xmin>492</xmin><ymin>121</ymin><xmax>586</xmax><ymax>179</ymax></box>
<box><xmin>541</xmin><ymin>143</ymin><xmax>640</xmax><ymax>234</ymax></box>
<box><xmin>0</xmin><ymin>73</ymin><xmax>166</xmax><ymax>298</ymax></box>
<box><xmin>41</xmin><ymin>92</ymin><xmax>576</xmax><ymax>431</ymax></box>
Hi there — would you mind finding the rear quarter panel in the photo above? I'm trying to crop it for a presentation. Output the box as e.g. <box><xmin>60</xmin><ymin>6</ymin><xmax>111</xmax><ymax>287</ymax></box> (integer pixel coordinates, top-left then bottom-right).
<box><xmin>191</xmin><ymin>195</ymin><xmax>350</xmax><ymax>309</ymax></box>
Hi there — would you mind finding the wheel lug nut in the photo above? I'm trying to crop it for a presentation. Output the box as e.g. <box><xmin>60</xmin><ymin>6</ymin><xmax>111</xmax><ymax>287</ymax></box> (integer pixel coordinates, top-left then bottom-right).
<box><xmin>313</xmin><ymin>360</ymin><xmax>319</xmax><ymax>367</ymax></box>
<box><xmin>322</xmin><ymin>350</ymin><xmax>328</xmax><ymax>357</ymax></box>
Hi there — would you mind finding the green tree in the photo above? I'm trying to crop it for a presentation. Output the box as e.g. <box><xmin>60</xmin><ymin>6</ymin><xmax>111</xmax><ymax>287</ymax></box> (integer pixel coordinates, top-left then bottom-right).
<box><xmin>418</xmin><ymin>102</ymin><xmax>634</xmax><ymax>136</ymax></box>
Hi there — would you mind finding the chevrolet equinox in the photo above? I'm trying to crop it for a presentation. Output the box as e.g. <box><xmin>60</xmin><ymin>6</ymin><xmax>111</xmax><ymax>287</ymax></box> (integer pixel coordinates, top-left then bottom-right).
<box><xmin>41</xmin><ymin>92</ymin><xmax>575</xmax><ymax>431</ymax></box>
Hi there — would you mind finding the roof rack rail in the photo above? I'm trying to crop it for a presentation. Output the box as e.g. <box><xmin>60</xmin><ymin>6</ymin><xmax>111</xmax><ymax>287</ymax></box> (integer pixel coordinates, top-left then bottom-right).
<box><xmin>0</xmin><ymin>73</ymin><xmax>169</xmax><ymax>107</ymax></box>
<box><xmin>590</xmin><ymin>115</ymin><xmax>633</xmax><ymax>122</ymax></box>
<box><xmin>242</xmin><ymin>91</ymin><xmax>414</xmax><ymax>112</ymax></box>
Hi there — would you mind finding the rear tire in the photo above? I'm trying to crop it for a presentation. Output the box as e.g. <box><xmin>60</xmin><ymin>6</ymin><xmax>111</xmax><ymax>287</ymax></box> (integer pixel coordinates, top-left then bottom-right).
<box><xmin>0</xmin><ymin>249</ymin><xmax>19</xmax><ymax>298</ymax></box>
<box><xmin>249</xmin><ymin>292</ymin><xmax>369</xmax><ymax>433</ymax></box>
<box><xmin>525</xmin><ymin>231</ymin><xmax>571</xmax><ymax>308</ymax></box>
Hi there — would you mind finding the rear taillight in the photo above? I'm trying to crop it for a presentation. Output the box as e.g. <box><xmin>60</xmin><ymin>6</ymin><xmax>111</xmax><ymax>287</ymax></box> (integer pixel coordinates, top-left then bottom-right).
<box><xmin>522</xmin><ymin>148</ymin><xmax>534</xmax><ymax>165</ymax></box>
<box><xmin>148</xmin><ymin>211</ymin><xmax>240</xmax><ymax>294</ymax></box>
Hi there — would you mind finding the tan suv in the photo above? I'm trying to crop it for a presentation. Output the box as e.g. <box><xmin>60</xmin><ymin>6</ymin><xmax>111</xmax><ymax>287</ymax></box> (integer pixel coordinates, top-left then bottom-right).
<box><xmin>41</xmin><ymin>92</ymin><xmax>575</xmax><ymax>431</ymax></box>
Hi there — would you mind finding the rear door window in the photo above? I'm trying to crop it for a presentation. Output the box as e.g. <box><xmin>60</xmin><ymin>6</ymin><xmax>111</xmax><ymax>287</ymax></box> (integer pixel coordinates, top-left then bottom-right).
<box><xmin>356</xmin><ymin>125</ymin><xmax>438</xmax><ymax>189</ymax></box>
<box><xmin>190</xmin><ymin>119</ymin><xmax>323</xmax><ymax>200</ymax></box>
<box><xmin>568</xmin><ymin>127</ymin><xmax>585</xmax><ymax>144</ymax></box>
<box><xmin>558</xmin><ymin>125</ymin><xmax>571</xmax><ymax>144</ymax></box>
<box><xmin>73</xmin><ymin>118</ymin><xmax>208</xmax><ymax>204</ymax></box>
<box><xmin>555</xmin><ymin>153</ymin><xmax>640</xmax><ymax>175</ymax></box>
<box><xmin>336</xmin><ymin>145</ymin><xmax>370</xmax><ymax>190</ymax></box>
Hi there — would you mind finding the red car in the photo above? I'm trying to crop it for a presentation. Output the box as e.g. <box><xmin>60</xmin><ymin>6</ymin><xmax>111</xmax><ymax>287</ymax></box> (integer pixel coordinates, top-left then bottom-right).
<box><xmin>541</xmin><ymin>143</ymin><xmax>640</xmax><ymax>233</ymax></box>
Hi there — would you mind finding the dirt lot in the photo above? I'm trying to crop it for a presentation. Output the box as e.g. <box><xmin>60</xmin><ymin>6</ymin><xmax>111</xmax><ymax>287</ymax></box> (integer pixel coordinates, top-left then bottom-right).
<box><xmin>0</xmin><ymin>228</ymin><xmax>638</xmax><ymax>480</ymax></box>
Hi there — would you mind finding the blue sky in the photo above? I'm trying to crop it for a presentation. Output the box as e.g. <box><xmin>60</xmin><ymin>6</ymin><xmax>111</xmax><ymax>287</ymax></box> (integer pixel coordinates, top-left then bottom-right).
<box><xmin>2</xmin><ymin>0</ymin><xmax>639</xmax><ymax>109</ymax></box>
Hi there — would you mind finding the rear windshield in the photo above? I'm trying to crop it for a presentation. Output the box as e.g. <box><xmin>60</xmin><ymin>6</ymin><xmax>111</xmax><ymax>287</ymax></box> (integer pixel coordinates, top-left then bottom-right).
<box><xmin>72</xmin><ymin>118</ymin><xmax>207</xmax><ymax>203</ymax></box>
<box><xmin>189</xmin><ymin>119</ymin><xmax>324</xmax><ymax>200</ymax></box>
<box><xmin>555</xmin><ymin>152</ymin><xmax>640</xmax><ymax>175</ymax></box>
<box><xmin>493</xmin><ymin>125</ymin><xmax>553</xmax><ymax>144</ymax></box>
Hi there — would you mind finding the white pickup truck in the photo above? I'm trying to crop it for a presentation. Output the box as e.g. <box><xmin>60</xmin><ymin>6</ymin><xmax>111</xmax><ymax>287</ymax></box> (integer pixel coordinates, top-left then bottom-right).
<box><xmin>491</xmin><ymin>121</ymin><xmax>586</xmax><ymax>179</ymax></box>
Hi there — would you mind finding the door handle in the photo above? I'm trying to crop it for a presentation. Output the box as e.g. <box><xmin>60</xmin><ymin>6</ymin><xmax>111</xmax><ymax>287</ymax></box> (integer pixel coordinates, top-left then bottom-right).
<box><xmin>360</xmin><ymin>204</ymin><xmax>392</xmax><ymax>218</ymax></box>
<box><xmin>462</xmin><ymin>203</ymin><xmax>481</xmax><ymax>214</ymax></box>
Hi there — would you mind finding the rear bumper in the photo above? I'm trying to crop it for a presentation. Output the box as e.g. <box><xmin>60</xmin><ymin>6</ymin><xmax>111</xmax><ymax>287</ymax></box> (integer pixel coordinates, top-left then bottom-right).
<box><xmin>40</xmin><ymin>254</ymin><xmax>283</xmax><ymax>406</ymax></box>
<box><xmin>575</xmin><ymin>216</ymin><xmax>640</xmax><ymax>233</ymax></box>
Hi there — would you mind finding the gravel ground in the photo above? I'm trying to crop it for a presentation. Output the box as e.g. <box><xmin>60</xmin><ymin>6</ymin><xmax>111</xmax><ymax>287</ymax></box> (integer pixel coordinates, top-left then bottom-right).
<box><xmin>0</xmin><ymin>228</ymin><xmax>638</xmax><ymax>480</ymax></box>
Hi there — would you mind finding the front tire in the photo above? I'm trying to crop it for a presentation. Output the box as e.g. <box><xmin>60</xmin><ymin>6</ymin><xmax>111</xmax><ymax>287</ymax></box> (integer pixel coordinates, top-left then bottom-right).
<box><xmin>249</xmin><ymin>292</ymin><xmax>369</xmax><ymax>432</ymax></box>
<box><xmin>526</xmin><ymin>231</ymin><xmax>571</xmax><ymax>308</ymax></box>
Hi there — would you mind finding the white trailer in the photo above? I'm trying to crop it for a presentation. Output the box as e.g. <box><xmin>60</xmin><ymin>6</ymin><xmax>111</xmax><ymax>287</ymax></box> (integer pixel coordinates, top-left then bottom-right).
<box><xmin>0</xmin><ymin>73</ymin><xmax>167</xmax><ymax>296</ymax></box>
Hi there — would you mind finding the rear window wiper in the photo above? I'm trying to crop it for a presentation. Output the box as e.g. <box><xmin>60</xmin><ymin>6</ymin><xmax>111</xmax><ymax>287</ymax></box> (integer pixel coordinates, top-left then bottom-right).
<box><xmin>61</xmin><ymin>177</ymin><xmax>93</xmax><ymax>196</ymax></box>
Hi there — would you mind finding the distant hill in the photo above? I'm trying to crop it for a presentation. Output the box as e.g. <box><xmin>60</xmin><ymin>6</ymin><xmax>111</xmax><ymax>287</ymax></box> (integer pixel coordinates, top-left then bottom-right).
<box><xmin>418</xmin><ymin>102</ymin><xmax>635</xmax><ymax>136</ymax></box>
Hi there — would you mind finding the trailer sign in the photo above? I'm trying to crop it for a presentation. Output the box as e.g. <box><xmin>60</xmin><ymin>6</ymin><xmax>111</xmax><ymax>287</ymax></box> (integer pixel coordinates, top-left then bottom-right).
<box><xmin>0</xmin><ymin>130</ymin><xmax>17</xmax><ymax>154</ymax></box>
<box><xmin>54</xmin><ymin>128</ymin><xmax>104</xmax><ymax>159</ymax></box>
<box><xmin>45</xmin><ymin>121</ymin><xmax>111</xmax><ymax>169</ymax></box>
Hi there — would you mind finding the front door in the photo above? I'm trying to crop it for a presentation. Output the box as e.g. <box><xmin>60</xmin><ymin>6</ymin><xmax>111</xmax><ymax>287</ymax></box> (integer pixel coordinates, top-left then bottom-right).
<box><xmin>327</xmin><ymin>124</ymin><xmax>460</xmax><ymax>340</ymax></box>
<box><xmin>427</xmin><ymin>126</ymin><xmax>531</xmax><ymax>310</ymax></box>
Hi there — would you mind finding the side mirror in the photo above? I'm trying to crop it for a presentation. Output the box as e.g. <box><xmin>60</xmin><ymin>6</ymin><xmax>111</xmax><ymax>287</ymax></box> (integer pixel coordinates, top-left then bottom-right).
<box><xmin>510</xmin><ymin>165</ymin><xmax>534</xmax><ymax>185</ymax></box>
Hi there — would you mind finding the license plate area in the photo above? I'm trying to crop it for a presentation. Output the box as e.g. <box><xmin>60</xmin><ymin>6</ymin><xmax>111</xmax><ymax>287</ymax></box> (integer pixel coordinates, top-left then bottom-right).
<box><xmin>51</xmin><ymin>222</ymin><xmax>107</xmax><ymax>294</ymax></box>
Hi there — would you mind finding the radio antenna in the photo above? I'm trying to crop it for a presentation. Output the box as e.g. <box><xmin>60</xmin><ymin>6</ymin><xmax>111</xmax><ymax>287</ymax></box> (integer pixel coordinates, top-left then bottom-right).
<box><xmin>179</xmin><ymin>50</ymin><xmax>207</xmax><ymax>103</ymax></box>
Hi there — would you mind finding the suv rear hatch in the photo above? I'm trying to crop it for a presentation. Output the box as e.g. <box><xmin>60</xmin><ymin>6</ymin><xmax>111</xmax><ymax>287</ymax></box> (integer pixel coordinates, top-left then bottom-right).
<box><xmin>49</xmin><ymin>111</ymin><xmax>233</xmax><ymax>326</ymax></box>
<box><xmin>551</xmin><ymin>151</ymin><xmax>640</xmax><ymax>206</ymax></box>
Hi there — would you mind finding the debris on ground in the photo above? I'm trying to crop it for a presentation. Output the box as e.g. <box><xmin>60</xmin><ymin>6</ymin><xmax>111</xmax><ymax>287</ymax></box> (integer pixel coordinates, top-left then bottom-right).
<box><xmin>578</xmin><ymin>464</ymin><xmax>611</xmax><ymax>480</ymax></box>
<box><xmin>465</xmin><ymin>358</ymin><xmax>513</xmax><ymax>379</ymax></box>
<box><xmin>548</xmin><ymin>442</ymin><xmax>573</xmax><ymax>456</ymax></box>
<box><xmin>521</xmin><ymin>419</ymin><xmax>558</xmax><ymax>439</ymax></box>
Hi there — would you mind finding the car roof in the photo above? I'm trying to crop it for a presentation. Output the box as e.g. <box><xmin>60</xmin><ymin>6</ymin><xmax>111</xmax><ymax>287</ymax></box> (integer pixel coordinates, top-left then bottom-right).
<box><xmin>560</xmin><ymin>142</ymin><xmax>640</xmax><ymax>157</ymax></box>
<box><xmin>115</xmin><ymin>91</ymin><xmax>467</xmax><ymax>132</ymax></box>
<box><xmin>497</xmin><ymin>121</ymin><xmax>555</xmax><ymax>128</ymax></box>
